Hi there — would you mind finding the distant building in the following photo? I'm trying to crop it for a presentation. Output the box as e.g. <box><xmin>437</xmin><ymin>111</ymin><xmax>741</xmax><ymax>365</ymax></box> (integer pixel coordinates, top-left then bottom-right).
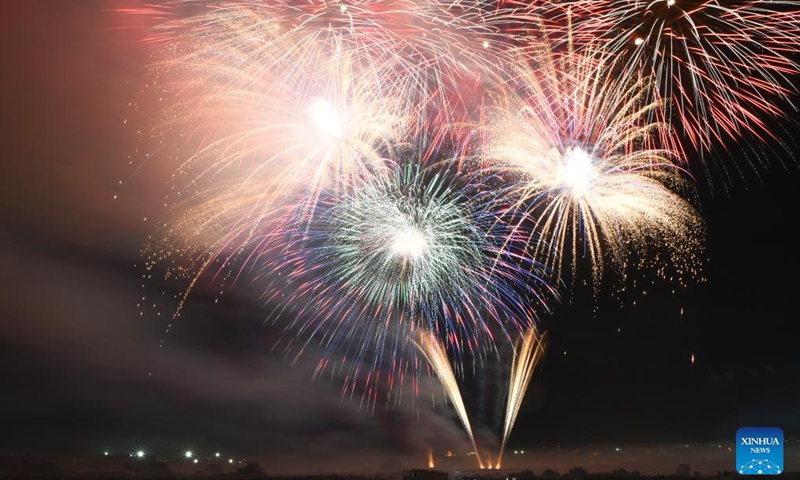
<box><xmin>676</xmin><ymin>464</ymin><xmax>691</xmax><ymax>477</ymax></box>
<box><xmin>404</xmin><ymin>468</ymin><xmax>448</xmax><ymax>480</ymax></box>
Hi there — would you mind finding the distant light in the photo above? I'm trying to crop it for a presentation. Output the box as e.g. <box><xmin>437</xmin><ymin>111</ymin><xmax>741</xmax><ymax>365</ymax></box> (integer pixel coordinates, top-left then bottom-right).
<box><xmin>137</xmin><ymin>451</ymin><xmax>145</xmax><ymax>458</ymax></box>
<box><xmin>482</xmin><ymin>40</ymin><xmax>490</xmax><ymax>49</ymax></box>
<box><xmin>634</xmin><ymin>37</ymin><xmax>644</xmax><ymax>46</ymax></box>
<box><xmin>520</xmin><ymin>450</ymin><xmax>524</xmax><ymax>454</ymax></box>
<box><xmin>667</xmin><ymin>0</ymin><xmax>676</xmax><ymax>5</ymax></box>
<box><xmin>185</xmin><ymin>451</ymin><xmax>193</xmax><ymax>458</ymax></box>
<box><xmin>229</xmin><ymin>459</ymin><xmax>234</xmax><ymax>464</ymax></box>
<box><xmin>615</xmin><ymin>447</ymin><xmax>621</xmax><ymax>452</ymax></box>
<box><xmin>215</xmin><ymin>453</ymin><xmax>220</xmax><ymax>458</ymax></box>
<box><xmin>104</xmin><ymin>452</ymin><xmax>109</xmax><ymax>456</ymax></box>
<box><xmin>193</xmin><ymin>459</ymin><xmax>198</xmax><ymax>464</ymax></box>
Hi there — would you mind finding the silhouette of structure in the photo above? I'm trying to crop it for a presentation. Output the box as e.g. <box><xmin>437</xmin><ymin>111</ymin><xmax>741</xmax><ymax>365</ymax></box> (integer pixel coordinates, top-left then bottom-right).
<box><xmin>403</xmin><ymin>468</ymin><xmax>448</xmax><ymax>480</ymax></box>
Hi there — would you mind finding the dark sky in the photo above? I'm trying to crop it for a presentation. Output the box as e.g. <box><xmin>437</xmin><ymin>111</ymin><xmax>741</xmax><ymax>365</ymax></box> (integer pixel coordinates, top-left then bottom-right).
<box><xmin>1</xmin><ymin>1</ymin><xmax>799</xmax><ymax>476</ymax></box>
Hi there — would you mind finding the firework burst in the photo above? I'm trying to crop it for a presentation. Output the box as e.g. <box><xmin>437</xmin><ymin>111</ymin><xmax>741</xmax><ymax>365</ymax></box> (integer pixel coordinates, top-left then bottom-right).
<box><xmin>495</xmin><ymin>326</ymin><xmax>548</xmax><ymax>469</ymax></box>
<box><xmin>481</xmin><ymin>41</ymin><xmax>705</xmax><ymax>286</ymax></box>
<box><xmin>260</xmin><ymin>156</ymin><xmax>556</xmax><ymax>405</ymax></box>
<box><xmin>156</xmin><ymin>21</ymin><xmax>412</xmax><ymax>215</ymax></box>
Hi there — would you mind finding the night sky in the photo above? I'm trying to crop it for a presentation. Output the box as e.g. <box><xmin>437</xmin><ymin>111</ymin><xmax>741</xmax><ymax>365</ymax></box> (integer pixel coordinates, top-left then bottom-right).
<box><xmin>1</xmin><ymin>1</ymin><xmax>799</xmax><ymax>476</ymax></box>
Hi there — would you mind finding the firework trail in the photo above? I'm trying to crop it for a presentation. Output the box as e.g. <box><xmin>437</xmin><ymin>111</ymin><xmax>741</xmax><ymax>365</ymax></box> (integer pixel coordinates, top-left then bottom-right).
<box><xmin>414</xmin><ymin>331</ymin><xmax>484</xmax><ymax>469</ymax></box>
<box><xmin>260</xmin><ymin>157</ymin><xmax>556</xmax><ymax>406</ymax></box>
<box><xmin>481</xmin><ymin>38</ymin><xmax>705</xmax><ymax>286</ymax></box>
<box><xmin>495</xmin><ymin>326</ymin><xmax>549</xmax><ymax>469</ymax></box>
<box><xmin>542</xmin><ymin>0</ymin><xmax>800</xmax><ymax>153</ymax></box>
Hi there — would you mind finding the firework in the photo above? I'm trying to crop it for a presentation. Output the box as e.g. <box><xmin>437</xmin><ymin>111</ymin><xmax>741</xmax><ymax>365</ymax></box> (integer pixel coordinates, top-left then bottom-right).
<box><xmin>134</xmin><ymin>0</ymin><xmax>537</xmax><ymax>285</ymax></box>
<box><xmin>481</xmin><ymin>40</ymin><xmax>705</xmax><ymax>285</ymax></box>
<box><xmin>155</xmin><ymin>19</ymin><xmax>411</xmax><ymax>216</ymax></box>
<box><xmin>495</xmin><ymin>327</ymin><xmax>549</xmax><ymax>469</ymax></box>
<box><xmin>125</xmin><ymin>0</ymin><xmax>720</xmax><ymax>418</ymax></box>
<box><xmin>260</xmin><ymin>157</ymin><xmax>555</xmax><ymax>406</ymax></box>
<box><xmin>414</xmin><ymin>332</ymin><xmax>484</xmax><ymax>469</ymax></box>
<box><xmin>545</xmin><ymin>0</ymin><xmax>800</xmax><ymax>152</ymax></box>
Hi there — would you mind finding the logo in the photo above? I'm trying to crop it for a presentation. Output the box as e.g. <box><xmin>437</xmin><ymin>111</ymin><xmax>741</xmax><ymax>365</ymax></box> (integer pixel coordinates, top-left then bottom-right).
<box><xmin>736</xmin><ymin>427</ymin><xmax>784</xmax><ymax>475</ymax></box>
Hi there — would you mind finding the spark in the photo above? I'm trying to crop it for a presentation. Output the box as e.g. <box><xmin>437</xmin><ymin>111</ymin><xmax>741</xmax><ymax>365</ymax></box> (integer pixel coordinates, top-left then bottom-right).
<box><xmin>482</xmin><ymin>39</ymin><xmax>705</xmax><ymax>287</ymax></box>
<box><xmin>558</xmin><ymin>147</ymin><xmax>598</xmax><ymax>197</ymax></box>
<box><xmin>392</xmin><ymin>228</ymin><xmax>428</xmax><ymax>259</ymax></box>
<box><xmin>309</xmin><ymin>99</ymin><xmax>346</xmax><ymax>140</ymax></box>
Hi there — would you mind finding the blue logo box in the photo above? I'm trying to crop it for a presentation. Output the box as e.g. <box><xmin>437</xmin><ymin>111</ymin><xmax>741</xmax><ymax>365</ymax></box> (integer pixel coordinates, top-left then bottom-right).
<box><xmin>736</xmin><ymin>427</ymin><xmax>784</xmax><ymax>475</ymax></box>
